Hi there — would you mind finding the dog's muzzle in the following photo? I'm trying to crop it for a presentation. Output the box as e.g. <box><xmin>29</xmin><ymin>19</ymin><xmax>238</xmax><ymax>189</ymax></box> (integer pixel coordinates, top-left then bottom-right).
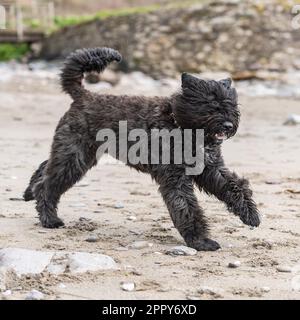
<box><xmin>214</xmin><ymin>121</ymin><xmax>234</xmax><ymax>143</ymax></box>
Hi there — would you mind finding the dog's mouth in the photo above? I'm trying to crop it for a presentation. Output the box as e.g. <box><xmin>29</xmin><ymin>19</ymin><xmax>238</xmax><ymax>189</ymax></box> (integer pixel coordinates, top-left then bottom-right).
<box><xmin>214</xmin><ymin>132</ymin><xmax>228</xmax><ymax>143</ymax></box>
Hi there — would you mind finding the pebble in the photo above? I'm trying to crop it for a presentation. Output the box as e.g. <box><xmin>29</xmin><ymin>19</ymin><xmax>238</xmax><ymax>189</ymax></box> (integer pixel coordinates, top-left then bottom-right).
<box><xmin>2</xmin><ymin>290</ymin><xmax>12</xmax><ymax>296</ymax></box>
<box><xmin>120</xmin><ymin>282</ymin><xmax>135</xmax><ymax>292</ymax></box>
<box><xmin>57</xmin><ymin>283</ymin><xmax>66</xmax><ymax>289</ymax></box>
<box><xmin>186</xmin><ymin>295</ymin><xmax>201</xmax><ymax>300</ymax></box>
<box><xmin>25</xmin><ymin>289</ymin><xmax>44</xmax><ymax>300</ymax></box>
<box><xmin>198</xmin><ymin>286</ymin><xmax>223</xmax><ymax>298</ymax></box>
<box><xmin>69</xmin><ymin>203</ymin><xmax>86</xmax><ymax>208</ymax></box>
<box><xmin>114</xmin><ymin>202</ymin><xmax>124</xmax><ymax>209</ymax></box>
<box><xmin>283</xmin><ymin>114</ymin><xmax>300</xmax><ymax>125</ymax></box>
<box><xmin>166</xmin><ymin>246</ymin><xmax>197</xmax><ymax>256</ymax></box>
<box><xmin>9</xmin><ymin>197</ymin><xmax>24</xmax><ymax>201</ymax></box>
<box><xmin>228</xmin><ymin>261</ymin><xmax>241</xmax><ymax>268</ymax></box>
<box><xmin>129</xmin><ymin>241</ymin><xmax>153</xmax><ymax>249</ymax></box>
<box><xmin>85</xmin><ymin>234</ymin><xmax>99</xmax><ymax>243</ymax></box>
<box><xmin>261</xmin><ymin>286</ymin><xmax>271</xmax><ymax>293</ymax></box>
<box><xmin>127</xmin><ymin>215</ymin><xmax>137</xmax><ymax>221</ymax></box>
<box><xmin>276</xmin><ymin>265</ymin><xmax>292</xmax><ymax>273</ymax></box>
<box><xmin>115</xmin><ymin>247</ymin><xmax>129</xmax><ymax>251</ymax></box>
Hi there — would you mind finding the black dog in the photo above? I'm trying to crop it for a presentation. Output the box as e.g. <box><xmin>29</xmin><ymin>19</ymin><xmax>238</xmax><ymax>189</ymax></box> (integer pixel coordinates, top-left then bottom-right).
<box><xmin>24</xmin><ymin>47</ymin><xmax>261</xmax><ymax>251</ymax></box>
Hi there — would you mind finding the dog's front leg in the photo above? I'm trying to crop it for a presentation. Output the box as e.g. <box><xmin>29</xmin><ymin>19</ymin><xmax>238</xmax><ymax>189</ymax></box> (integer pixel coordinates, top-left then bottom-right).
<box><xmin>156</xmin><ymin>168</ymin><xmax>220</xmax><ymax>251</ymax></box>
<box><xmin>194</xmin><ymin>166</ymin><xmax>261</xmax><ymax>227</ymax></box>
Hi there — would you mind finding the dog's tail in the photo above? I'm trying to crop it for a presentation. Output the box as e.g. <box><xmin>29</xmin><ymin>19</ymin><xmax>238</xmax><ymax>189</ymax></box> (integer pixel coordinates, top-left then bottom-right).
<box><xmin>60</xmin><ymin>47</ymin><xmax>122</xmax><ymax>100</ymax></box>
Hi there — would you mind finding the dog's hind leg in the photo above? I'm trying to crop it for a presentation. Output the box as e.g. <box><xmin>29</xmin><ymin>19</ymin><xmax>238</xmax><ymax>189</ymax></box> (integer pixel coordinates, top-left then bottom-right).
<box><xmin>24</xmin><ymin>160</ymin><xmax>48</xmax><ymax>201</ymax></box>
<box><xmin>194</xmin><ymin>165</ymin><xmax>261</xmax><ymax>227</ymax></box>
<box><xmin>33</xmin><ymin>126</ymin><xmax>97</xmax><ymax>228</ymax></box>
<box><xmin>155</xmin><ymin>166</ymin><xmax>220</xmax><ymax>251</ymax></box>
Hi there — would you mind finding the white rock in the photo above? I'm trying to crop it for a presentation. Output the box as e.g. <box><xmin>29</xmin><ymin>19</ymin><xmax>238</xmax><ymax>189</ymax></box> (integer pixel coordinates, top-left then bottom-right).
<box><xmin>0</xmin><ymin>248</ymin><xmax>117</xmax><ymax>276</ymax></box>
<box><xmin>166</xmin><ymin>246</ymin><xmax>197</xmax><ymax>256</ymax></box>
<box><xmin>276</xmin><ymin>265</ymin><xmax>292</xmax><ymax>273</ymax></box>
<box><xmin>121</xmin><ymin>282</ymin><xmax>135</xmax><ymax>292</ymax></box>
<box><xmin>67</xmin><ymin>252</ymin><xmax>117</xmax><ymax>273</ymax></box>
<box><xmin>0</xmin><ymin>248</ymin><xmax>53</xmax><ymax>276</ymax></box>
<box><xmin>228</xmin><ymin>261</ymin><xmax>241</xmax><ymax>268</ymax></box>
<box><xmin>127</xmin><ymin>216</ymin><xmax>137</xmax><ymax>221</ymax></box>
<box><xmin>2</xmin><ymin>290</ymin><xmax>12</xmax><ymax>296</ymax></box>
<box><xmin>283</xmin><ymin>114</ymin><xmax>300</xmax><ymax>125</ymax></box>
<box><xmin>129</xmin><ymin>241</ymin><xmax>153</xmax><ymax>250</ymax></box>
<box><xmin>114</xmin><ymin>202</ymin><xmax>124</xmax><ymax>209</ymax></box>
<box><xmin>85</xmin><ymin>234</ymin><xmax>99</xmax><ymax>243</ymax></box>
<box><xmin>25</xmin><ymin>289</ymin><xmax>44</xmax><ymax>300</ymax></box>
<box><xmin>261</xmin><ymin>286</ymin><xmax>271</xmax><ymax>293</ymax></box>
<box><xmin>46</xmin><ymin>252</ymin><xmax>68</xmax><ymax>274</ymax></box>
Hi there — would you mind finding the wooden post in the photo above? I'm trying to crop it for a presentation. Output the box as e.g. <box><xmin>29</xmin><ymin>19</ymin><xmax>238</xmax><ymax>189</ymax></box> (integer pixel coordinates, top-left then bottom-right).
<box><xmin>48</xmin><ymin>2</ymin><xmax>55</xmax><ymax>29</ymax></box>
<box><xmin>31</xmin><ymin>0</ymin><xmax>38</xmax><ymax>17</ymax></box>
<box><xmin>0</xmin><ymin>4</ymin><xmax>6</xmax><ymax>29</ymax></box>
<box><xmin>8</xmin><ymin>5</ymin><xmax>16</xmax><ymax>30</ymax></box>
<box><xmin>16</xmin><ymin>1</ymin><xmax>24</xmax><ymax>41</ymax></box>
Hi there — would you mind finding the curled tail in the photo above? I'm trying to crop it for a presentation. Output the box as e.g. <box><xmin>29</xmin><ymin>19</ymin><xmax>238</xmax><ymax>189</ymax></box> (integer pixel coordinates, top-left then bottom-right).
<box><xmin>60</xmin><ymin>47</ymin><xmax>122</xmax><ymax>100</ymax></box>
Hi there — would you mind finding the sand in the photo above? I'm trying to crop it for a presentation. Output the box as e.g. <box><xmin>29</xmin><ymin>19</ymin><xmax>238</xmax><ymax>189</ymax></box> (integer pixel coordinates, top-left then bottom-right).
<box><xmin>0</xmin><ymin>70</ymin><xmax>300</xmax><ymax>300</ymax></box>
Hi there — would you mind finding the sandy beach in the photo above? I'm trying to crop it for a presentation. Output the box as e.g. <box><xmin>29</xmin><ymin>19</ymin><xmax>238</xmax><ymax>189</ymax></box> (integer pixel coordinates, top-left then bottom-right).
<box><xmin>0</xmin><ymin>66</ymin><xmax>300</xmax><ymax>300</ymax></box>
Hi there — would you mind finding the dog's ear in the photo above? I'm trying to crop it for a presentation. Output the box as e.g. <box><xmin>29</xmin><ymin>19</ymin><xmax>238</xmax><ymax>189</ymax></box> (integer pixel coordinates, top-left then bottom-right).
<box><xmin>181</xmin><ymin>73</ymin><xmax>207</xmax><ymax>89</ymax></box>
<box><xmin>219</xmin><ymin>78</ymin><xmax>232</xmax><ymax>89</ymax></box>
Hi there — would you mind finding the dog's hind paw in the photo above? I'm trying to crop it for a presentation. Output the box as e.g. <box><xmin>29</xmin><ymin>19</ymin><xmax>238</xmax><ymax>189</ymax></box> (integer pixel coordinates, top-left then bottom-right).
<box><xmin>186</xmin><ymin>238</ymin><xmax>221</xmax><ymax>251</ymax></box>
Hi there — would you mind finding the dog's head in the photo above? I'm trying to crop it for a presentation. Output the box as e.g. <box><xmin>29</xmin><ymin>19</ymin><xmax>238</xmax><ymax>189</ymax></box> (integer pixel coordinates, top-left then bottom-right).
<box><xmin>174</xmin><ymin>73</ymin><xmax>240</xmax><ymax>144</ymax></box>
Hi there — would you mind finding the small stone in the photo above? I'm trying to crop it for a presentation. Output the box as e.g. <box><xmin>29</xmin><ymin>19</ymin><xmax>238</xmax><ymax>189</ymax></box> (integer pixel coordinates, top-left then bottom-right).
<box><xmin>283</xmin><ymin>114</ymin><xmax>300</xmax><ymax>125</ymax></box>
<box><xmin>198</xmin><ymin>286</ymin><xmax>223</xmax><ymax>298</ymax></box>
<box><xmin>114</xmin><ymin>202</ymin><xmax>124</xmax><ymax>209</ymax></box>
<box><xmin>127</xmin><ymin>216</ymin><xmax>137</xmax><ymax>221</ymax></box>
<box><xmin>25</xmin><ymin>289</ymin><xmax>44</xmax><ymax>300</ymax></box>
<box><xmin>265</xmin><ymin>180</ymin><xmax>281</xmax><ymax>185</ymax></box>
<box><xmin>276</xmin><ymin>265</ymin><xmax>292</xmax><ymax>273</ymax></box>
<box><xmin>115</xmin><ymin>247</ymin><xmax>129</xmax><ymax>251</ymax></box>
<box><xmin>228</xmin><ymin>261</ymin><xmax>241</xmax><ymax>268</ymax></box>
<box><xmin>261</xmin><ymin>286</ymin><xmax>270</xmax><ymax>293</ymax></box>
<box><xmin>69</xmin><ymin>203</ymin><xmax>86</xmax><ymax>208</ymax></box>
<box><xmin>166</xmin><ymin>246</ymin><xmax>197</xmax><ymax>256</ymax></box>
<box><xmin>85</xmin><ymin>234</ymin><xmax>99</xmax><ymax>243</ymax></box>
<box><xmin>186</xmin><ymin>295</ymin><xmax>201</xmax><ymax>300</ymax></box>
<box><xmin>129</xmin><ymin>241</ymin><xmax>153</xmax><ymax>250</ymax></box>
<box><xmin>120</xmin><ymin>282</ymin><xmax>135</xmax><ymax>292</ymax></box>
<box><xmin>9</xmin><ymin>197</ymin><xmax>24</xmax><ymax>201</ymax></box>
<box><xmin>2</xmin><ymin>290</ymin><xmax>12</xmax><ymax>296</ymax></box>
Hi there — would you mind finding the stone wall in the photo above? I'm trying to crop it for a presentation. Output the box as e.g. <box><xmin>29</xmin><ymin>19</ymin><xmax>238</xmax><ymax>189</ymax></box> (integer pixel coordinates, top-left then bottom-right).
<box><xmin>40</xmin><ymin>0</ymin><xmax>300</xmax><ymax>78</ymax></box>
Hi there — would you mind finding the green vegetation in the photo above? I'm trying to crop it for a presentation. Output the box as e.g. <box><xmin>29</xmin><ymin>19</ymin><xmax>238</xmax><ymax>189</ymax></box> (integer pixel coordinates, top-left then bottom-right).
<box><xmin>0</xmin><ymin>43</ymin><xmax>30</xmax><ymax>61</ymax></box>
<box><xmin>52</xmin><ymin>4</ymin><xmax>161</xmax><ymax>29</ymax></box>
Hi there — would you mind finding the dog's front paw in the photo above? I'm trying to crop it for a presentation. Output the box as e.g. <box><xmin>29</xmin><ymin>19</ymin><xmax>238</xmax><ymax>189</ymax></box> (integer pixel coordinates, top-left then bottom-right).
<box><xmin>239</xmin><ymin>201</ymin><xmax>261</xmax><ymax>227</ymax></box>
<box><xmin>186</xmin><ymin>238</ymin><xmax>221</xmax><ymax>251</ymax></box>
<box><xmin>40</xmin><ymin>216</ymin><xmax>65</xmax><ymax>229</ymax></box>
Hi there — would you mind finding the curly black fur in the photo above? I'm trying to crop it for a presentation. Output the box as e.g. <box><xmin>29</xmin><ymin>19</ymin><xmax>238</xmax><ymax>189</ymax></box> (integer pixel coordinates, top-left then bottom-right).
<box><xmin>24</xmin><ymin>47</ymin><xmax>261</xmax><ymax>251</ymax></box>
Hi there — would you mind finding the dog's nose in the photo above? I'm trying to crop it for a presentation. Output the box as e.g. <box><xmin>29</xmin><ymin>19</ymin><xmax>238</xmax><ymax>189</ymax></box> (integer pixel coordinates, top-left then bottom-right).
<box><xmin>223</xmin><ymin>121</ymin><xmax>233</xmax><ymax>130</ymax></box>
